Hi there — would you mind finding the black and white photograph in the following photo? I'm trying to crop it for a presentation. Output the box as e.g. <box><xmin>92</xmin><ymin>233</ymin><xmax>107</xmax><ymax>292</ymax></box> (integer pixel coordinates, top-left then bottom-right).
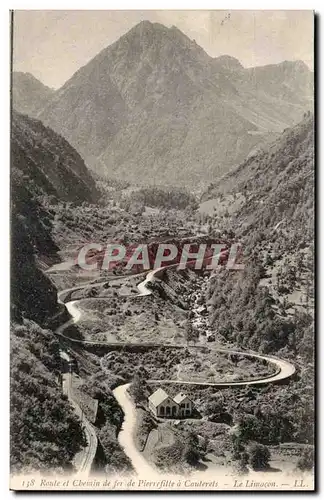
<box><xmin>9</xmin><ymin>9</ymin><xmax>315</xmax><ymax>491</ymax></box>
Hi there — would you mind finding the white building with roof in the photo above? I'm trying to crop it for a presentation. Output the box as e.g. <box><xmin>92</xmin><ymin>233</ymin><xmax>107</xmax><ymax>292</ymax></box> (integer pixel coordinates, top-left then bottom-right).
<box><xmin>173</xmin><ymin>392</ymin><xmax>194</xmax><ymax>417</ymax></box>
<box><xmin>148</xmin><ymin>388</ymin><xmax>179</xmax><ymax>418</ymax></box>
<box><xmin>148</xmin><ymin>389</ymin><xmax>194</xmax><ymax>418</ymax></box>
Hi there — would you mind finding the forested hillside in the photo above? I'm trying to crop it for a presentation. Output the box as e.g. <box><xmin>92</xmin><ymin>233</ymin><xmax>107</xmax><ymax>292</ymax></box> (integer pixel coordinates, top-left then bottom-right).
<box><xmin>201</xmin><ymin>116</ymin><xmax>315</xmax><ymax>465</ymax></box>
<box><xmin>206</xmin><ymin>115</ymin><xmax>314</xmax><ymax>358</ymax></box>
<box><xmin>10</xmin><ymin>110</ymin><xmax>100</xmax><ymax>323</ymax></box>
<box><xmin>11</xmin><ymin>169</ymin><xmax>61</xmax><ymax>325</ymax></box>
<box><xmin>10</xmin><ymin>321</ymin><xmax>86</xmax><ymax>473</ymax></box>
<box><xmin>10</xmin><ymin>111</ymin><xmax>100</xmax><ymax>473</ymax></box>
<box><xmin>206</xmin><ymin>113</ymin><xmax>314</xmax><ymax>253</ymax></box>
<box><xmin>12</xmin><ymin>111</ymin><xmax>99</xmax><ymax>204</ymax></box>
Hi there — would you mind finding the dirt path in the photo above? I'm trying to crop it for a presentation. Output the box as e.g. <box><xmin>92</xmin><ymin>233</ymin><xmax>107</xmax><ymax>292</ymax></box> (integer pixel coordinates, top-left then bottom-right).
<box><xmin>112</xmin><ymin>383</ymin><xmax>159</xmax><ymax>478</ymax></box>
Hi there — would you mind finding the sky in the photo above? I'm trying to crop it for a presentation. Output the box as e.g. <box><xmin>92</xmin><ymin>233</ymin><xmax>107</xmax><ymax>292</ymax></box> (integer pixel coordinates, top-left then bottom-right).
<box><xmin>12</xmin><ymin>10</ymin><xmax>314</xmax><ymax>89</ymax></box>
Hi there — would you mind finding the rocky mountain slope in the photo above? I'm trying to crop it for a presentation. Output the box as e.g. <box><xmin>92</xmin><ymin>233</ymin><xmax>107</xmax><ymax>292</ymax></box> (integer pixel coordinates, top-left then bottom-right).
<box><xmin>12</xmin><ymin>111</ymin><xmax>99</xmax><ymax>204</ymax></box>
<box><xmin>12</xmin><ymin>71</ymin><xmax>55</xmax><ymax>118</ymax></box>
<box><xmin>11</xmin><ymin>109</ymin><xmax>100</xmax><ymax>323</ymax></box>
<box><xmin>37</xmin><ymin>21</ymin><xmax>313</xmax><ymax>187</ymax></box>
<box><xmin>205</xmin><ymin>113</ymin><xmax>314</xmax><ymax>251</ymax></box>
<box><xmin>204</xmin><ymin>114</ymin><xmax>314</xmax><ymax>358</ymax></box>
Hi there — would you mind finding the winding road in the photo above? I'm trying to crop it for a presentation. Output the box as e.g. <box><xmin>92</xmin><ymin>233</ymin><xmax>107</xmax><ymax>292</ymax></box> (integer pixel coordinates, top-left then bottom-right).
<box><xmin>54</xmin><ymin>263</ymin><xmax>296</xmax><ymax>475</ymax></box>
<box><xmin>112</xmin><ymin>383</ymin><xmax>159</xmax><ymax>478</ymax></box>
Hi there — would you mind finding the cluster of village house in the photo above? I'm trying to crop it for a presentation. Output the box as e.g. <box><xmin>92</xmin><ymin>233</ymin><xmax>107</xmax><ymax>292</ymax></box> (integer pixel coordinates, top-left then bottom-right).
<box><xmin>148</xmin><ymin>388</ymin><xmax>194</xmax><ymax>418</ymax></box>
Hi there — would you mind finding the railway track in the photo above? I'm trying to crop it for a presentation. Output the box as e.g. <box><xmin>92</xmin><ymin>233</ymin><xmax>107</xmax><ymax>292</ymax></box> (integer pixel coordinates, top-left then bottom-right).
<box><xmin>62</xmin><ymin>371</ymin><xmax>98</xmax><ymax>475</ymax></box>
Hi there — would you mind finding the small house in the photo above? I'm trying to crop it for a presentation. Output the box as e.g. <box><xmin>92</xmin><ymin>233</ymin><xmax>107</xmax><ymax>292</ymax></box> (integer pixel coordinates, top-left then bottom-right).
<box><xmin>148</xmin><ymin>388</ymin><xmax>179</xmax><ymax>418</ymax></box>
<box><xmin>148</xmin><ymin>389</ymin><xmax>194</xmax><ymax>418</ymax></box>
<box><xmin>173</xmin><ymin>392</ymin><xmax>194</xmax><ymax>417</ymax></box>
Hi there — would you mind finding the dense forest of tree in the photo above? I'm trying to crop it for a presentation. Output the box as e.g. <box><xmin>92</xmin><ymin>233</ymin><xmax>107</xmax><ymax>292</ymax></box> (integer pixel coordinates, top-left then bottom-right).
<box><xmin>207</xmin><ymin>259</ymin><xmax>314</xmax><ymax>360</ymax></box>
<box><xmin>11</xmin><ymin>168</ymin><xmax>62</xmax><ymax>325</ymax></box>
<box><xmin>203</xmin><ymin>116</ymin><xmax>315</xmax><ymax>466</ymax></box>
<box><xmin>10</xmin><ymin>321</ymin><xmax>86</xmax><ymax>472</ymax></box>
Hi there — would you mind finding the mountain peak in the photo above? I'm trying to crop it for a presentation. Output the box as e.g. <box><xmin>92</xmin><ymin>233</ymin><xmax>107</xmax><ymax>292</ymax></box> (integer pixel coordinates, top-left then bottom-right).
<box><xmin>98</xmin><ymin>19</ymin><xmax>211</xmax><ymax>75</ymax></box>
<box><xmin>128</xmin><ymin>20</ymin><xmax>170</xmax><ymax>37</ymax></box>
<box><xmin>121</xmin><ymin>20</ymin><xmax>202</xmax><ymax>52</ymax></box>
